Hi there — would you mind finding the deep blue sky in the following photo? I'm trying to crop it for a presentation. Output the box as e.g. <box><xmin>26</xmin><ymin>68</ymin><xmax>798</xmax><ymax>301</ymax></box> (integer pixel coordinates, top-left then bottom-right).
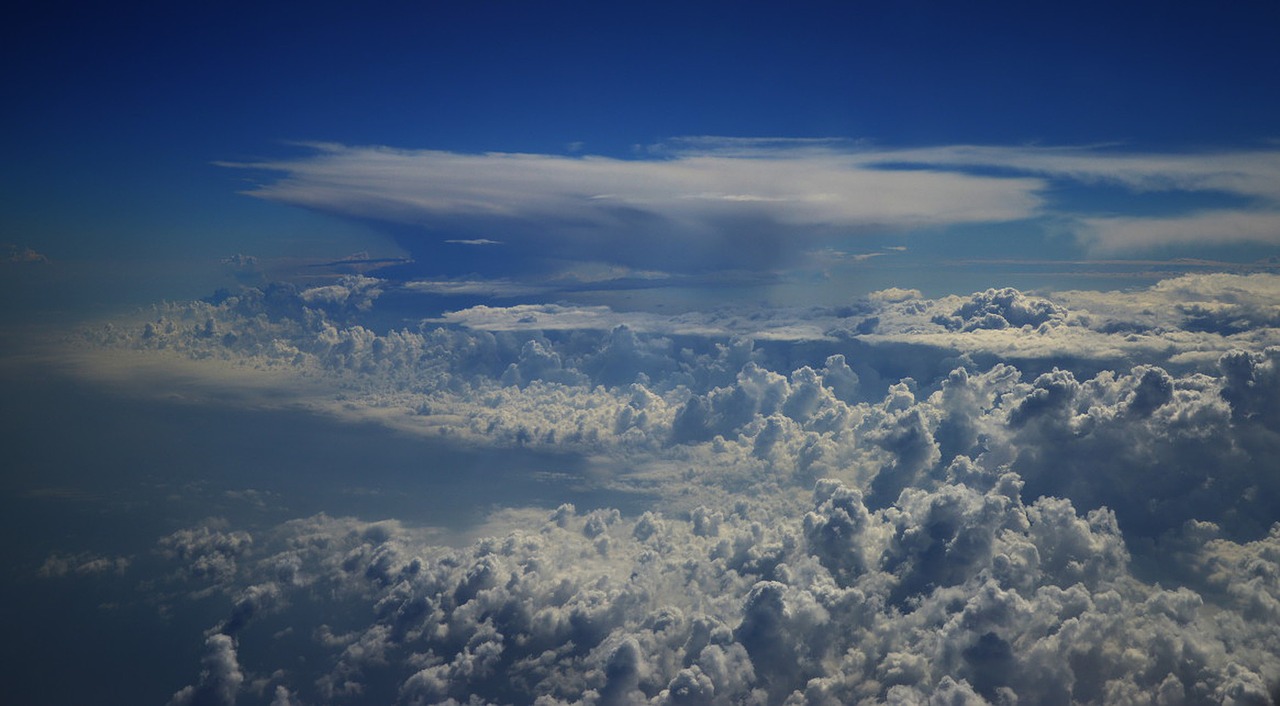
<box><xmin>5</xmin><ymin>0</ymin><xmax>1280</xmax><ymax>304</ymax></box>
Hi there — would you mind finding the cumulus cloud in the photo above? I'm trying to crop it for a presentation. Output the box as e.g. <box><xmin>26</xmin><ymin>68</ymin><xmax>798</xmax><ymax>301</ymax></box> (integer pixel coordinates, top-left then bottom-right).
<box><xmin>167</xmin><ymin>634</ymin><xmax>244</xmax><ymax>706</ymax></box>
<box><xmin>145</xmin><ymin>478</ymin><xmax>1280</xmax><ymax>705</ymax></box>
<box><xmin>62</xmin><ymin>269</ymin><xmax>1280</xmax><ymax>703</ymax></box>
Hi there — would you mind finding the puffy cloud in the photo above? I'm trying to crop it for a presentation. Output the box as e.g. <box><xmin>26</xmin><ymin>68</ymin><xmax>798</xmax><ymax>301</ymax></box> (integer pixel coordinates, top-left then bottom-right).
<box><xmin>60</xmin><ymin>268</ymin><xmax>1280</xmax><ymax>703</ymax></box>
<box><xmin>71</xmin><ymin>273</ymin><xmax>1280</xmax><ymax>540</ymax></box>
<box><xmin>931</xmin><ymin>288</ymin><xmax>1067</xmax><ymax>332</ymax></box>
<box><xmin>144</xmin><ymin>475</ymin><xmax>1280</xmax><ymax>705</ymax></box>
<box><xmin>167</xmin><ymin>634</ymin><xmax>244</xmax><ymax>706</ymax></box>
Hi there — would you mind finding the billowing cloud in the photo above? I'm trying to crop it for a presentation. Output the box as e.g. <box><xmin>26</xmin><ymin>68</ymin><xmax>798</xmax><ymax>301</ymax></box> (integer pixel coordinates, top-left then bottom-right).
<box><xmin>143</xmin><ymin>479</ymin><xmax>1280</xmax><ymax>705</ymax></box>
<box><xmin>51</xmin><ymin>269</ymin><xmax>1280</xmax><ymax>703</ymax></box>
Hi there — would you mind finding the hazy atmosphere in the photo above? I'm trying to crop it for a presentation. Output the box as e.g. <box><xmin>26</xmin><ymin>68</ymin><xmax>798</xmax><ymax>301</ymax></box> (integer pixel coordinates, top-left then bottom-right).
<box><xmin>4</xmin><ymin>2</ymin><xmax>1280</xmax><ymax>704</ymax></box>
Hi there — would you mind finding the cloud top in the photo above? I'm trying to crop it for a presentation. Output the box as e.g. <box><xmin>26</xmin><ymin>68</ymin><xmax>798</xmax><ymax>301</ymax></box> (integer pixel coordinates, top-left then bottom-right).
<box><xmin>220</xmin><ymin>140</ymin><xmax>1280</xmax><ymax>272</ymax></box>
<box><xmin>220</xmin><ymin>141</ymin><xmax>1044</xmax><ymax>272</ymax></box>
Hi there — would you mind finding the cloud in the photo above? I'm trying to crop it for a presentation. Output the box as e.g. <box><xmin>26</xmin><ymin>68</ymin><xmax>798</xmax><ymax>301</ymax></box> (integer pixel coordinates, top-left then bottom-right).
<box><xmin>219</xmin><ymin>141</ymin><xmax>1280</xmax><ymax>270</ymax></box>
<box><xmin>402</xmin><ymin>279</ymin><xmax>549</xmax><ymax>298</ymax></box>
<box><xmin>873</xmin><ymin>144</ymin><xmax>1280</xmax><ymax>201</ymax></box>
<box><xmin>145</xmin><ymin>477</ymin><xmax>1280</xmax><ymax>705</ymax></box>
<box><xmin>167</xmin><ymin>634</ymin><xmax>244</xmax><ymax>706</ymax></box>
<box><xmin>218</xmin><ymin>141</ymin><xmax>1045</xmax><ymax>273</ymax></box>
<box><xmin>1080</xmin><ymin>210</ymin><xmax>1280</xmax><ymax>251</ymax></box>
<box><xmin>50</xmin><ymin>266</ymin><xmax>1280</xmax><ymax>704</ymax></box>
<box><xmin>2</xmin><ymin>243</ymin><xmax>49</xmax><ymax>264</ymax></box>
<box><xmin>75</xmin><ymin>272</ymin><xmax>1280</xmax><ymax>539</ymax></box>
<box><xmin>444</xmin><ymin>238</ymin><xmax>502</xmax><ymax>246</ymax></box>
<box><xmin>871</xmin><ymin>143</ymin><xmax>1280</xmax><ymax>252</ymax></box>
<box><xmin>36</xmin><ymin>551</ymin><xmax>130</xmax><ymax>578</ymax></box>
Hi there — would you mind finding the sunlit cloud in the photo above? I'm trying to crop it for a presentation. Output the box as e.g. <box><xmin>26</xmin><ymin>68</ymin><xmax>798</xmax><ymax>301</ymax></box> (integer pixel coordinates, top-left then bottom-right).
<box><xmin>873</xmin><ymin>143</ymin><xmax>1280</xmax><ymax>252</ymax></box>
<box><xmin>219</xmin><ymin>141</ymin><xmax>1280</xmax><ymax>266</ymax></box>
<box><xmin>875</xmin><ymin>143</ymin><xmax>1280</xmax><ymax>199</ymax></box>
<box><xmin>218</xmin><ymin>141</ymin><xmax>1045</xmax><ymax>272</ymax></box>
<box><xmin>1080</xmin><ymin>210</ymin><xmax>1280</xmax><ymax>252</ymax></box>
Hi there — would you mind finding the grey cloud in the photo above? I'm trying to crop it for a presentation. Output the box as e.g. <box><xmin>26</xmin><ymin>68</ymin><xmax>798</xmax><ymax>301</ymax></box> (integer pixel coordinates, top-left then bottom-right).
<box><xmin>157</xmin><ymin>526</ymin><xmax>254</xmax><ymax>585</ymax></box>
<box><xmin>36</xmin><ymin>551</ymin><xmax>131</xmax><ymax>578</ymax></box>
<box><xmin>2</xmin><ymin>243</ymin><xmax>50</xmax><ymax>264</ymax></box>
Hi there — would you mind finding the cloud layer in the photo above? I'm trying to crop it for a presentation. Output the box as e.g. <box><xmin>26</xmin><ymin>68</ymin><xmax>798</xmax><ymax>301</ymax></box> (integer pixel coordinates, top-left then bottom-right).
<box><xmin>220</xmin><ymin>141</ymin><xmax>1280</xmax><ymax>274</ymax></box>
<box><xmin>53</xmin><ymin>271</ymin><xmax>1280</xmax><ymax>703</ymax></box>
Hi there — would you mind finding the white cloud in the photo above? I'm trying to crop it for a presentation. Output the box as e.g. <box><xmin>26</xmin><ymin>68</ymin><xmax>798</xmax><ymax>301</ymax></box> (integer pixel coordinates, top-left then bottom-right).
<box><xmin>45</xmin><ymin>268</ymin><xmax>1280</xmax><ymax>703</ymax></box>
<box><xmin>444</xmin><ymin>238</ymin><xmax>502</xmax><ymax>245</ymax></box>
<box><xmin>144</xmin><ymin>476</ymin><xmax>1280</xmax><ymax>704</ymax></box>
<box><xmin>429</xmin><ymin>302</ymin><xmax>839</xmax><ymax>340</ymax></box>
<box><xmin>403</xmin><ymin>279</ymin><xmax>549</xmax><ymax>298</ymax></box>
<box><xmin>228</xmin><ymin>142</ymin><xmax>1044</xmax><ymax>228</ymax></box>
<box><xmin>218</xmin><ymin>141</ymin><xmax>1045</xmax><ymax>272</ymax></box>
<box><xmin>868</xmin><ymin>143</ymin><xmax>1280</xmax><ymax>252</ymax></box>
<box><xmin>1081</xmin><ymin>210</ymin><xmax>1280</xmax><ymax>251</ymax></box>
<box><xmin>218</xmin><ymin>140</ymin><xmax>1280</xmax><ymax>263</ymax></box>
<box><xmin>871</xmin><ymin>144</ymin><xmax>1280</xmax><ymax>199</ymax></box>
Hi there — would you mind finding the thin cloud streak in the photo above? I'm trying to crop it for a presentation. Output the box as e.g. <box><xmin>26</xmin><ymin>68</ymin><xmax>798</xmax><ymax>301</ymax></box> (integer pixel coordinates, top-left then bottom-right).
<box><xmin>874</xmin><ymin>143</ymin><xmax>1280</xmax><ymax>252</ymax></box>
<box><xmin>1081</xmin><ymin>210</ymin><xmax>1280</xmax><ymax>252</ymax></box>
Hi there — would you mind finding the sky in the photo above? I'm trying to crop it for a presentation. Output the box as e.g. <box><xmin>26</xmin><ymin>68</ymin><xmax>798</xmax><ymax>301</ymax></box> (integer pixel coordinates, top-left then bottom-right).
<box><xmin>4</xmin><ymin>2</ymin><xmax>1280</xmax><ymax>705</ymax></box>
<box><xmin>6</xmin><ymin>0</ymin><xmax>1280</xmax><ymax>304</ymax></box>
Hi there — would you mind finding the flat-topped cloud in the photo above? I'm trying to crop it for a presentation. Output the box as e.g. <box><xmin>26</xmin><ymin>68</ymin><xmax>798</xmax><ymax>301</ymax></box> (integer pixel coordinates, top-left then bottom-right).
<box><xmin>220</xmin><ymin>141</ymin><xmax>1280</xmax><ymax>275</ymax></box>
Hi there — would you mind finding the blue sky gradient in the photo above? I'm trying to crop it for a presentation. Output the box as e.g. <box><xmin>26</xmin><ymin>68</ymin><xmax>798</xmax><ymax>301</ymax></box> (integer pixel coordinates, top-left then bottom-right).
<box><xmin>7</xmin><ymin>1</ymin><xmax>1280</xmax><ymax>297</ymax></box>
